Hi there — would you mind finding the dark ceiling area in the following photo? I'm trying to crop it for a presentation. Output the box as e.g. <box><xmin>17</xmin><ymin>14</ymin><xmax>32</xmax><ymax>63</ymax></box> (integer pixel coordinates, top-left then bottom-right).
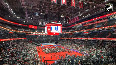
<box><xmin>0</xmin><ymin>0</ymin><xmax>115</xmax><ymax>26</ymax></box>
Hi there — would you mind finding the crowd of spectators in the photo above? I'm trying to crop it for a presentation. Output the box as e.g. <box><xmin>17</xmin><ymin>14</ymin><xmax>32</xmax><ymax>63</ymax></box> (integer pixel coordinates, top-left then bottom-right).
<box><xmin>54</xmin><ymin>40</ymin><xmax>116</xmax><ymax>65</ymax></box>
<box><xmin>42</xmin><ymin>46</ymin><xmax>68</xmax><ymax>54</ymax></box>
<box><xmin>0</xmin><ymin>38</ymin><xmax>115</xmax><ymax>65</ymax></box>
<box><xmin>0</xmin><ymin>40</ymin><xmax>39</xmax><ymax>65</ymax></box>
<box><xmin>0</xmin><ymin>30</ymin><xmax>18</xmax><ymax>39</ymax></box>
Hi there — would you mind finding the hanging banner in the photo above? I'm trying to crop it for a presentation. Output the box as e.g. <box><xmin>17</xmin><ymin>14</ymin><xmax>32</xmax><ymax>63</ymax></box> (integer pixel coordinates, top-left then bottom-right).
<box><xmin>71</xmin><ymin>0</ymin><xmax>75</xmax><ymax>7</ymax></box>
<box><xmin>79</xmin><ymin>1</ymin><xmax>83</xmax><ymax>8</ymax></box>
<box><xmin>69</xmin><ymin>16</ymin><xmax>79</xmax><ymax>24</ymax></box>
<box><xmin>61</xmin><ymin>0</ymin><xmax>67</xmax><ymax>5</ymax></box>
<box><xmin>51</xmin><ymin>0</ymin><xmax>57</xmax><ymax>3</ymax></box>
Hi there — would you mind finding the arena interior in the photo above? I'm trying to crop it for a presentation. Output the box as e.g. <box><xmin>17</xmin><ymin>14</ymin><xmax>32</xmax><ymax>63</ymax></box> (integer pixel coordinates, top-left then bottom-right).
<box><xmin>0</xmin><ymin>0</ymin><xmax>116</xmax><ymax>65</ymax></box>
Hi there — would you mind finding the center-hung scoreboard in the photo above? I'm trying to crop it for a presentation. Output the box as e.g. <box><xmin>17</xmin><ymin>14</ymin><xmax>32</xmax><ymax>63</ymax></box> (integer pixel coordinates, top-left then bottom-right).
<box><xmin>45</xmin><ymin>23</ymin><xmax>62</xmax><ymax>35</ymax></box>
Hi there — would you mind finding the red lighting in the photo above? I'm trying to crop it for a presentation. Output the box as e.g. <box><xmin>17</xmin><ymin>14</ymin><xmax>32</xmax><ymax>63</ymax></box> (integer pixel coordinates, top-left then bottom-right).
<box><xmin>0</xmin><ymin>17</ymin><xmax>27</xmax><ymax>26</ymax></box>
<box><xmin>28</xmin><ymin>25</ymin><xmax>37</xmax><ymax>29</ymax></box>
<box><xmin>63</xmin><ymin>25</ymin><xmax>116</xmax><ymax>34</ymax></box>
<box><xmin>83</xmin><ymin>19</ymin><xmax>108</xmax><ymax>26</ymax></box>
<box><xmin>84</xmin><ymin>32</ymin><xmax>89</xmax><ymax>33</ymax></box>
<box><xmin>67</xmin><ymin>12</ymin><xmax>116</xmax><ymax>28</ymax></box>
<box><xmin>9</xmin><ymin>32</ymin><xmax>13</xmax><ymax>34</ymax></box>
<box><xmin>0</xmin><ymin>38</ymin><xmax>26</xmax><ymax>42</ymax></box>
<box><xmin>60</xmin><ymin>38</ymin><xmax>116</xmax><ymax>41</ymax></box>
<box><xmin>26</xmin><ymin>34</ymin><xmax>47</xmax><ymax>35</ymax></box>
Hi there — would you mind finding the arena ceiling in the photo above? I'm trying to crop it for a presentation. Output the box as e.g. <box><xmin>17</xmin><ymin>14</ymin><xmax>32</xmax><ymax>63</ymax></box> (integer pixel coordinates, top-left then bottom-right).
<box><xmin>1</xmin><ymin>0</ymin><xmax>116</xmax><ymax>26</ymax></box>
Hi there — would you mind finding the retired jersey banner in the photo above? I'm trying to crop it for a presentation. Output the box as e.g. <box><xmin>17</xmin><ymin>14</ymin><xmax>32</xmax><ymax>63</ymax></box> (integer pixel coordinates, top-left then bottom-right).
<box><xmin>71</xmin><ymin>0</ymin><xmax>75</xmax><ymax>7</ymax></box>
<box><xmin>51</xmin><ymin>0</ymin><xmax>57</xmax><ymax>3</ymax></box>
<box><xmin>61</xmin><ymin>0</ymin><xmax>67</xmax><ymax>5</ymax></box>
<box><xmin>79</xmin><ymin>1</ymin><xmax>83</xmax><ymax>8</ymax></box>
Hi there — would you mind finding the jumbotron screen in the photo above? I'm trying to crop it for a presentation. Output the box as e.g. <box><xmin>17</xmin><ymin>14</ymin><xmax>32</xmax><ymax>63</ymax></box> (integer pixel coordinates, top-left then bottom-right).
<box><xmin>45</xmin><ymin>23</ymin><xmax>62</xmax><ymax>35</ymax></box>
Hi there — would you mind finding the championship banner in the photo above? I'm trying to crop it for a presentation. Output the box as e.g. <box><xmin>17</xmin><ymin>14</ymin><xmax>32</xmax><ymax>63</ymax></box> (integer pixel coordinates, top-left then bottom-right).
<box><xmin>79</xmin><ymin>1</ymin><xmax>83</xmax><ymax>8</ymax></box>
<box><xmin>61</xmin><ymin>0</ymin><xmax>67</xmax><ymax>5</ymax></box>
<box><xmin>69</xmin><ymin>16</ymin><xmax>79</xmax><ymax>24</ymax></box>
<box><xmin>71</xmin><ymin>0</ymin><xmax>75</xmax><ymax>7</ymax></box>
<box><xmin>51</xmin><ymin>0</ymin><xmax>57</xmax><ymax>3</ymax></box>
